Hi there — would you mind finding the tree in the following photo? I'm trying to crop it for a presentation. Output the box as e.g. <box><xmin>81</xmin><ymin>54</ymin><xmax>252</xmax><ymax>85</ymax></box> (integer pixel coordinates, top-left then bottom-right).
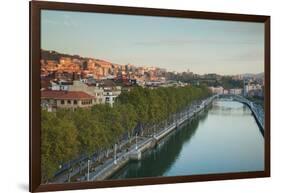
<box><xmin>41</xmin><ymin>85</ymin><xmax>211</xmax><ymax>182</ymax></box>
<box><xmin>41</xmin><ymin>110</ymin><xmax>79</xmax><ymax>182</ymax></box>
<box><xmin>116</xmin><ymin>103</ymin><xmax>137</xmax><ymax>142</ymax></box>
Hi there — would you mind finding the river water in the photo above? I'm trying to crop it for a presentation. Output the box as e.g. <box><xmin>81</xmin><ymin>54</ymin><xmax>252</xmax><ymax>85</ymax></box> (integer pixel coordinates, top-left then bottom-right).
<box><xmin>110</xmin><ymin>99</ymin><xmax>264</xmax><ymax>179</ymax></box>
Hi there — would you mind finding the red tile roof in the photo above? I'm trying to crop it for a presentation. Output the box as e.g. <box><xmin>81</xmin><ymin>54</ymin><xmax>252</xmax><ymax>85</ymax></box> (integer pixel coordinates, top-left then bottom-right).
<box><xmin>41</xmin><ymin>90</ymin><xmax>95</xmax><ymax>100</ymax></box>
<box><xmin>41</xmin><ymin>79</ymin><xmax>51</xmax><ymax>89</ymax></box>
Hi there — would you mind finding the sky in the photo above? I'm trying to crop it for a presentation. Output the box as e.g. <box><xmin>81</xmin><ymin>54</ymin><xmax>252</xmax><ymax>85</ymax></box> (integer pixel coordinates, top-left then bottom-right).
<box><xmin>41</xmin><ymin>10</ymin><xmax>264</xmax><ymax>75</ymax></box>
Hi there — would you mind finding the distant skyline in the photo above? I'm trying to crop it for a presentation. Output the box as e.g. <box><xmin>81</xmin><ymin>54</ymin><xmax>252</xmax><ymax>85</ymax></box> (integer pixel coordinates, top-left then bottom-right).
<box><xmin>41</xmin><ymin>10</ymin><xmax>264</xmax><ymax>75</ymax></box>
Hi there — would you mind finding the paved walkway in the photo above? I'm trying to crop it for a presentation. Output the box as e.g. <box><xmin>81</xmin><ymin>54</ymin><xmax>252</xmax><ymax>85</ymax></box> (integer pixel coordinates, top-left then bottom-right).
<box><xmin>51</xmin><ymin>96</ymin><xmax>216</xmax><ymax>183</ymax></box>
<box><xmin>88</xmin><ymin>136</ymin><xmax>152</xmax><ymax>181</ymax></box>
<box><xmin>86</xmin><ymin>96</ymin><xmax>216</xmax><ymax>181</ymax></box>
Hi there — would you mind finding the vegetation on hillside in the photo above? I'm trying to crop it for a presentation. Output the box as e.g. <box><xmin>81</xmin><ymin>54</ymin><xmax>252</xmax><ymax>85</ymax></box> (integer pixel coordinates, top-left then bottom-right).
<box><xmin>166</xmin><ymin>73</ymin><xmax>243</xmax><ymax>89</ymax></box>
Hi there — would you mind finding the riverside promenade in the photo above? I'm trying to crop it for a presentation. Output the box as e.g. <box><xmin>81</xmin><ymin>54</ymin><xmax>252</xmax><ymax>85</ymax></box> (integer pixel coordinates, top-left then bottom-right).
<box><xmin>219</xmin><ymin>94</ymin><xmax>264</xmax><ymax>133</ymax></box>
<box><xmin>233</xmin><ymin>95</ymin><xmax>264</xmax><ymax>131</ymax></box>
<box><xmin>51</xmin><ymin>95</ymin><xmax>217</xmax><ymax>183</ymax></box>
<box><xmin>51</xmin><ymin>95</ymin><xmax>264</xmax><ymax>183</ymax></box>
<box><xmin>83</xmin><ymin>95</ymin><xmax>217</xmax><ymax>181</ymax></box>
<box><xmin>74</xmin><ymin>94</ymin><xmax>263</xmax><ymax>181</ymax></box>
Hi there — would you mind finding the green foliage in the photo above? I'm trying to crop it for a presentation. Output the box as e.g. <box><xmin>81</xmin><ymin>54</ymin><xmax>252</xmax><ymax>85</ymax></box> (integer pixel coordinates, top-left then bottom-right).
<box><xmin>41</xmin><ymin>85</ymin><xmax>210</xmax><ymax>182</ymax></box>
<box><xmin>220</xmin><ymin>77</ymin><xmax>243</xmax><ymax>89</ymax></box>
<box><xmin>41</xmin><ymin>110</ymin><xmax>79</xmax><ymax>182</ymax></box>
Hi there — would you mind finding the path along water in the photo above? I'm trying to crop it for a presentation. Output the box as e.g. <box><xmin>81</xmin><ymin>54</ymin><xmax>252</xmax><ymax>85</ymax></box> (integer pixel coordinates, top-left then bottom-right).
<box><xmin>110</xmin><ymin>99</ymin><xmax>264</xmax><ymax>179</ymax></box>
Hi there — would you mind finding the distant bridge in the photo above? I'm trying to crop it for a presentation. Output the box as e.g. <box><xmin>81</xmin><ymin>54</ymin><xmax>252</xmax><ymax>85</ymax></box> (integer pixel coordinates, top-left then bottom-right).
<box><xmin>217</xmin><ymin>94</ymin><xmax>264</xmax><ymax>136</ymax></box>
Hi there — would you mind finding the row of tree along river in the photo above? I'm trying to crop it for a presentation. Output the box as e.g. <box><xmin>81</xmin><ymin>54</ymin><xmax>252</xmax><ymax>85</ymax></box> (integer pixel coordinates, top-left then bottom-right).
<box><xmin>110</xmin><ymin>97</ymin><xmax>264</xmax><ymax>179</ymax></box>
<box><xmin>41</xmin><ymin>85</ymin><xmax>211</xmax><ymax>183</ymax></box>
<box><xmin>42</xmin><ymin>86</ymin><xmax>264</xmax><ymax>183</ymax></box>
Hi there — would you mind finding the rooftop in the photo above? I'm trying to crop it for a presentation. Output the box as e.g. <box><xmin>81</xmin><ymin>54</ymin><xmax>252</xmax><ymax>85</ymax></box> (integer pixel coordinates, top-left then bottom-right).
<box><xmin>41</xmin><ymin>90</ymin><xmax>95</xmax><ymax>100</ymax></box>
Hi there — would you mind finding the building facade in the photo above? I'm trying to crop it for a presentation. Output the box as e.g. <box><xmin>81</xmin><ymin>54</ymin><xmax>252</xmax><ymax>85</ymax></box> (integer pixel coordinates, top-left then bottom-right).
<box><xmin>41</xmin><ymin>90</ymin><xmax>95</xmax><ymax>112</ymax></box>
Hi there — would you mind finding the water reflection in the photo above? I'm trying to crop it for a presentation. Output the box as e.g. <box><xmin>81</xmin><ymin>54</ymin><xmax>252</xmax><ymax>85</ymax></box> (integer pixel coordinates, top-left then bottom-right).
<box><xmin>110</xmin><ymin>100</ymin><xmax>264</xmax><ymax>180</ymax></box>
<box><xmin>210</xmin><ymin>100</ymin><xmax>251</xmax><ymax>117</ymax></box>
<box><xmin>111</xmin><ymin>117</ymin><xmax>201</xmax><ymax>179</ymax></box>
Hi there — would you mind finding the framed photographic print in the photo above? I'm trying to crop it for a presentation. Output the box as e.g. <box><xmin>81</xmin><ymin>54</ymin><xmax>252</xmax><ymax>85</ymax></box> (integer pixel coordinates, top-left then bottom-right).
<box><xmin>30</xmin><ymin>1</ymin><xmax>270</xmax><ymax>192</ymax></box>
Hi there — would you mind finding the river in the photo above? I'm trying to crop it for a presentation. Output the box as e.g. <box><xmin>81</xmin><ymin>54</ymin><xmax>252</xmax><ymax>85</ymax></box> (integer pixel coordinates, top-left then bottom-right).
<box><xmin>110</xmin><ymin>99</ymin><xmax>264</xmax><ymax>179</ymax></box>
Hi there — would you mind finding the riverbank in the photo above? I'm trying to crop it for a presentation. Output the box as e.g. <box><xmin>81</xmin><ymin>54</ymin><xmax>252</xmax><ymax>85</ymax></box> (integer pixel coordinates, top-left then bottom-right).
<box><xmin>86</xmin><ymin>95</ymin><xmax>217</xmax><ymax>181</ymax></box>
<box><xmin>51</xmin><ymin>94</ymin><xmax>263</xmax><ymax>183</ymax></box>
<box><xmin>110</xmin><ymin>98</ymin><xmax>264</xmax><ymax>179</ymax></box>
<box><xmin>220</xmin><ymin>94</ymin><xmax>264</xmax><ymax>134</ymax></box>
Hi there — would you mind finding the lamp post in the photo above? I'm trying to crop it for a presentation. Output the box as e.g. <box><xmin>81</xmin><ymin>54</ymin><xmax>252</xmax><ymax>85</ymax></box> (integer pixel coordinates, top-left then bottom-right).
<box><xmin>114</xmin><ymin>144</ymin><xmax>117</xmax><ymax>165</ymax></box>
<box><xmin>135</xmin><ymin>133</ymin><xmax>138</xmax><ymax>150</ymax></box>
<box><xmin>87</xmin><ymin>159</ymin><xmax>90</xmax><ymax>181</ymax></box>
<box><xmin>68</xmin><ymin>167</ymin><xmax>73</xmax><ymax>182</ymax></box>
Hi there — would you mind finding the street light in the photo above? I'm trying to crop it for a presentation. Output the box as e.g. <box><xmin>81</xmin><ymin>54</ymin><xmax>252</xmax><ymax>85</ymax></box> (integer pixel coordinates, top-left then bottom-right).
<box><xmin>68</xmin><ymin>167</ymin><xmax>73</xmax><ymax>182</ymax></box>
<box><xmin>135</xmin><ymin>133</ymin><xmax>138</xmax><ymax>150</ymax></box>
<box><xmin>87</xmin><ymin>159</ymin><xmax>90</xmax><ymax>181</ymax></box>
<box><xmin>114</xmin><ymin>144</ymin><xmax>117</xmax><ymax>165</ymax></box>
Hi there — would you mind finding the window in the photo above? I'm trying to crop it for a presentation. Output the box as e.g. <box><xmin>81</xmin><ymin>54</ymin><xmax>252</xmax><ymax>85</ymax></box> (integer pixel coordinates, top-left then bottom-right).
<box><xmin>67</xmin><ymin>100</ymin><xmax>71</xmax><ymax>104</ymax></box>
<box><xmin>82</xmin><ymin>100</ymin><xmax>89</xmax><ymax>105</ymax></box>
<box><xmin>61</xmin><ymin>100</ymin><xmax>65</xmax><ymax>105</ymax></box>
<box><xmin>74</xmin><ymin>100</ymin><xmax>77</xmax><ymax>105</ymax></box>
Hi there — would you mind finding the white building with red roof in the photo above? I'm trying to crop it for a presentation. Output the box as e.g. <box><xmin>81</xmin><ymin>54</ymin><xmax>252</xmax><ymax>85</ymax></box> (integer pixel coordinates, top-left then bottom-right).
<box><xmin>41</xmin><ymin>90</ymin><xmax>96</xmax><ymax>112</ymax></box>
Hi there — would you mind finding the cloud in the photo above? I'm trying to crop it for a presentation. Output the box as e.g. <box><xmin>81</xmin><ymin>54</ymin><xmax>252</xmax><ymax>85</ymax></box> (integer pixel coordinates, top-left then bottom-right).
<box><xmin>63</xmin><ymin>20</ymin><xmax>77</xmax><ymax>27</ymax></box>
<box><xmin>133</xmin><ymin>38</ymin><xmax>261</xmax><ymax>47</ymax></box>
<box><xmin>42</xmin><ymin>18</ymin><xmax>59</xmax><ymax>25</ymax></box>
<box><xmin>233</xmin><ymin>50</ymin><xmax>264</xmax><ymax>62</ymax></box>
<box><xmin>42</xmin><ymin>15</ymin><xmax>77</xmax><ymax>27</ymax></box>
<box><xmin>134</xmin><ymin>39</ymin><xmax>193</xmax><ymax>46</ymax></box>
<box><xmin>63</xmin><ymin>14</ymin><xmax>71</xmax><ymax>19</ymax></box>
<box><xmin>62</xmin><ymin>15</ymin><xmax>78</xmax><ymax>27</ymax></box>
